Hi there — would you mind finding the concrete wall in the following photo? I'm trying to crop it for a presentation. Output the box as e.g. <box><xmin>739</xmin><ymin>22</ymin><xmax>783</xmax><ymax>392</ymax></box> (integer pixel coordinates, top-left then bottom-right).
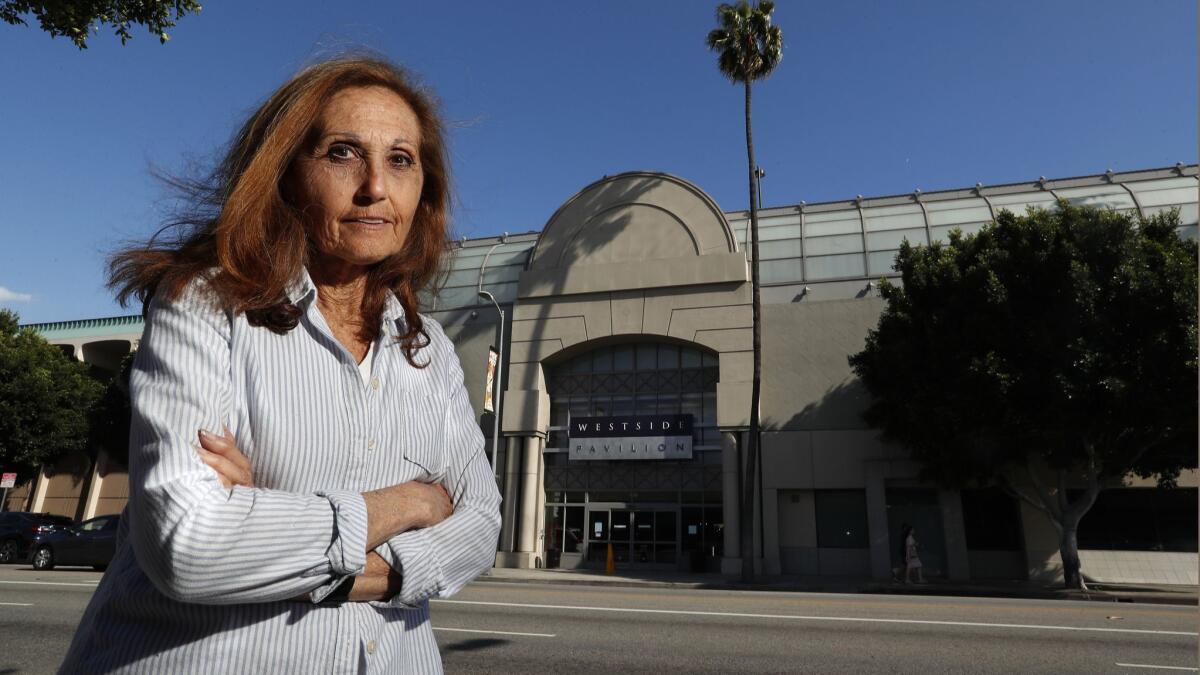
<box><xmin>36</xmin><ymin>452</ymin><xmax>92</xmax><ymax>519</ymax></box>
<box><xmin>760</xmin><ymin>298</ymin><xmax>884</xmax><ymax>431</ymax></box>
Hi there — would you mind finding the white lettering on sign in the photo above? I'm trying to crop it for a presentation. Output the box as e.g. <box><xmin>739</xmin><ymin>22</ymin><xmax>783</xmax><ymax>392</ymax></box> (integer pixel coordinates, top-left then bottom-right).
<box><xmin>569</xmin><ymin>438</ymin><xmax>692</xmax><ymax>461</ymax></box>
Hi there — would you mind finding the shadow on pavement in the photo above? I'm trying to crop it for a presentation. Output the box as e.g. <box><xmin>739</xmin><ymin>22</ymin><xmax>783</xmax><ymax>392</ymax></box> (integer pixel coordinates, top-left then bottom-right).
<box><xmin>441</xmin><ymin>638</ymin><xmax>509</xmax><ymax>652</ymax></box>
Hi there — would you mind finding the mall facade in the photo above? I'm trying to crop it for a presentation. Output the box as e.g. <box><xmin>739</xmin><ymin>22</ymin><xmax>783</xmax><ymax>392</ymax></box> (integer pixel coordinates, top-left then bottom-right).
<box><xmin>10</xmin><ymin>164</ymin><xmax>1198</xmax><ymax>585</ymax></box>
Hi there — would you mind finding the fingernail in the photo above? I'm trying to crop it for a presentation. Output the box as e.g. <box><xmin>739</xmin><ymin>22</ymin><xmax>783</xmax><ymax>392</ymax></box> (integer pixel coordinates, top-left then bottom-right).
<box><xmin>199</xmin><ymin>430</ymin><xmax>213</xmax><ymax>440</ymax></box>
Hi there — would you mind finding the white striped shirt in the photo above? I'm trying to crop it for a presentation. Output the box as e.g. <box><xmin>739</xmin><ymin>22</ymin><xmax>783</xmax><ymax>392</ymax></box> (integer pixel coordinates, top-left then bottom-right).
<box><xmin>61</xmin><ymin>269</ymin><xmax>502</xmax><ymax>674</ymax></box>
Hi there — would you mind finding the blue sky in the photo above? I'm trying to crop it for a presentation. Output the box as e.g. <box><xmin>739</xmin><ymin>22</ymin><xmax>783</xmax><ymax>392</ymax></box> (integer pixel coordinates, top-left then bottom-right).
<box><xmin>1</xmin><ymin>1</ymin><xmax>1194</xmax><ymax>324</ymax></box>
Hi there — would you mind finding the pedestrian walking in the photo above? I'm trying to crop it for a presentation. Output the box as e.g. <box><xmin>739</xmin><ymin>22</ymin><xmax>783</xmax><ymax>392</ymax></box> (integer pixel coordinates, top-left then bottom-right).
<box><xmin>905</xmin><ymin>526</ymin><xmax>926</xmax><ymax>584</ymax></box>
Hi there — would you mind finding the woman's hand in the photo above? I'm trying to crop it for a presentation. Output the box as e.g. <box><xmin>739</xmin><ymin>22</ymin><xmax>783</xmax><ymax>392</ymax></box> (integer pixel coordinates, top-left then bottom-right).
<box><xmin>197</xmin><ymin>428</ymin><xmax>254</xmax><ymax>489</ymax></box>
<box><xmin>362</xmin><ymin>481</ymin><xmax>453</xmax><ymax>549</ymax></box>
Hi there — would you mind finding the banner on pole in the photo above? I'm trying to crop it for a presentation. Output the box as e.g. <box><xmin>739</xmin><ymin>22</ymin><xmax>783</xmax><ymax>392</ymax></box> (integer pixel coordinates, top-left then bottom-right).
<box><xmin>483</xmin><ymin>347</ymin><xmax>498</xmax><ymax>413</ymax></box>
<box><xmin>0</xmin><ymin>473</ymin><xmax>15</xmax><ymax>489</ymax></box>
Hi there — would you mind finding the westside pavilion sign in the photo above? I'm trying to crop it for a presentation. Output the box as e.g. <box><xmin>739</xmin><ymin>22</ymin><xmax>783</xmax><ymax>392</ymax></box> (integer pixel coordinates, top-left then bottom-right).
<box><xmin>568</xmin><ymin>414</ymin><xmax>694</xmax><ymax>461</ymax></box>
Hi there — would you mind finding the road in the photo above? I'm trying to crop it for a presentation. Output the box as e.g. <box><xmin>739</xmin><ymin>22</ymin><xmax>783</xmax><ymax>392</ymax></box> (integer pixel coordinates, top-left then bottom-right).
<box><xmin>0</xmin><ymin>566</ymin><xmax>1195</xmax><ymax>674</ymax></box>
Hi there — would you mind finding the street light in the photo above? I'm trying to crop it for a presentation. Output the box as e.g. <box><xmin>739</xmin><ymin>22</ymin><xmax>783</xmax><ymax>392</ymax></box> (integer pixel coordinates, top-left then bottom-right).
<box><xmin>754</xmin><ymin>166</ymin><xmax>765</xmax><ymax>210</ymax></box>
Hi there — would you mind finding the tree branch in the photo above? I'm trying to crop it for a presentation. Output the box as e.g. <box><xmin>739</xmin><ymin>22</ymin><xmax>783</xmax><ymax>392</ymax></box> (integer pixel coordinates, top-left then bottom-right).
<box><xmin>998</xmin><ymin>475</ymin><xmax>1051</xmax><ymax>517</ymax></box>
<box><xmin>1025</xmin><ymin>462</ymin><xmax>1062</xmax><ymax>522</ymax></box>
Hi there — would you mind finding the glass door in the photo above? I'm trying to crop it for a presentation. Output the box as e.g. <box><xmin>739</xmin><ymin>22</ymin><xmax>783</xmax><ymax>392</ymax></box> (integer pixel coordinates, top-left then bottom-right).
<box><xmin>586</xmin><ymin>510</ymin><xmax>609</xmax><ymax>564</ymax></box>
<box><xmin>610</xmin><ymin>509</ymin><xmax>631</xmax><ymax>563</ymax></box>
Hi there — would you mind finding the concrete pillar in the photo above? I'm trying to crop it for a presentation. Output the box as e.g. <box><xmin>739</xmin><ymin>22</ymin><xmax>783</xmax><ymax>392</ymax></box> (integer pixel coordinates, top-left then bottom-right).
<box><xmin>532</xmin><ymin>446</ymin><xmax>546</xmax><ymax>565</ymax></box>
<box><xmin>865</xmin><ymin>462</ymin><xmax>891</xmax><ymax>580</ymax></box>
<box><xmin>720</xmin><ymin>431</ymin><xmax>742</xmax><ymax>575</ymax></box>
<box><xmin>517</xmin><ymin>436</ymin><xmax>542</xmax><ymax>554</ymax></box>
<box><xmin>29</xmin><ymin>467</ymin><xmax>50</xmax><ymax>513</ymax></box>
<box><xmin>939</xmin><ymin>488</ymin><xmax>971</xmax><ymax>580</ymax></box>
<box><xmin>81</xmin><ymin>451</ymin><xmax>112</xmax><ymax>520</ymax></box>
<box><xmin>499</xmin><ymin>436</ymin><xmax>521</xmax><ymax>553</ymax></box>
<box><xmin>750</xmin><ymin>441</ymin><xmax>764</xmax><ymax>575</ymax></box>
<box><xmin>763</xmin><ymin>487</ymin><xmax>781</xmax><ymax>575</ymax></box>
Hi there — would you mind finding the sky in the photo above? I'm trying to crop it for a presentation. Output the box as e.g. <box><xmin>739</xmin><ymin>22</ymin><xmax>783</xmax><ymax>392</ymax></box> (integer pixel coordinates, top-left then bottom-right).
<box><xmin>0</xmin><ymin>1</ymin><xmax>1195</xmax><ymax>324</ymax></box>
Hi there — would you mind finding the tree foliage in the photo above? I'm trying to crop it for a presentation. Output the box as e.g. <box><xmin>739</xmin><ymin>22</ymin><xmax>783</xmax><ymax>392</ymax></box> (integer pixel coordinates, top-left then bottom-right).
<box><xmin>706</xmin><ymin>0</ymin><xmax>783</xmax><ymax>83</ymax></box>
<box><xmin>849</xmin><ymin>203</ymin><xmax>1197</xmax><ymax>587</ymax></box>
<box><xmin>0</xmin><ymin>309</ymin><xmax>104</xmax><ymax>478</ymax></box>
<box><xmin>1</xmin><ymin>0</ymin><xmax>200</xmax><ymax>49</ymax></box>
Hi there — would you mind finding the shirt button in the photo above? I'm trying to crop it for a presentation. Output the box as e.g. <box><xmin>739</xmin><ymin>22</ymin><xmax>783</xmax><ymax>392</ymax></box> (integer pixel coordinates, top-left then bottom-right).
<box><xmin>367</xmin><ymin>438</ymin><xmax>377</xmax><ymax>451</ymax></box>
<box><xmin>366</xmin><ymin>640</ymin><xmax>377</xmax><ymax>655</ymax></box>
<box><xmin>371</xmin><ymin>377</ymin><xmax>380</xmax><ymax>391</ymax></box>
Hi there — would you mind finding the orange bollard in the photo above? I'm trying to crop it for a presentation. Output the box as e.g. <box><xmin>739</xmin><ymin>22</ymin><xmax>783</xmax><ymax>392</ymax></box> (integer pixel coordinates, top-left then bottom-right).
<box><xmin>605</xmin><ymin>543</ymin><xmax>615</xmax><ymax>575</ymax></box>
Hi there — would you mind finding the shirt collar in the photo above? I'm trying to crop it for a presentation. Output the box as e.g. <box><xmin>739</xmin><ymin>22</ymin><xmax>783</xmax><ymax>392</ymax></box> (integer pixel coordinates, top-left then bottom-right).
<box><xmin>288</xmin><ymin>267</ymin><xmax>410</xmax><ymax>340</ymax></box>
<box><xmin>285</xmin><ymin>267</ymin><xmax>318</xmax><ymax>309</ymax></box>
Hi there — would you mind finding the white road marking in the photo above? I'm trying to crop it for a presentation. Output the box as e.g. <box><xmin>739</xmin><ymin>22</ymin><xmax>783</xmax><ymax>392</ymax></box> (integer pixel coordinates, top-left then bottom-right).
<box><xmin>1116</xmin><ymin>665</ymin><xmax>1200</xmax><ymax>672</ymax></box>
<box><xmin>0</xmin><ymin>602</ymin><xmax>33</xmax><ymax>606</ymax></box>
<box><xmin>434</xmin><ymin>627</ymin><xmax>555</xmax><ymax>638</ymax></box>
<box><xmin>0</xmin><ymin>580</ymin><xmax>99</xmax><ymax>587</ymax></box>
<box><xmin>431</xmin><ymin>599</ymin><xmax>1197</xmax><ymax>637</ymax></box>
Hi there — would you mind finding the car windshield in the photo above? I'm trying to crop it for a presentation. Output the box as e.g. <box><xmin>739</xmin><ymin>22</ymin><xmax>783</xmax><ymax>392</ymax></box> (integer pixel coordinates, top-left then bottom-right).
<box><xmin>78</xmin><ymin>518</ymin><xmax>112</xmax><ymax>532</ymax></box>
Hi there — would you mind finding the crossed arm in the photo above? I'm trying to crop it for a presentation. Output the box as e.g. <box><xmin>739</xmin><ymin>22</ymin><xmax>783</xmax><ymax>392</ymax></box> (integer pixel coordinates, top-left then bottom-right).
<box><xmin>197</xmin><ymin>428</ymin><xmax>451</xmax><ymax>602</ymax></box>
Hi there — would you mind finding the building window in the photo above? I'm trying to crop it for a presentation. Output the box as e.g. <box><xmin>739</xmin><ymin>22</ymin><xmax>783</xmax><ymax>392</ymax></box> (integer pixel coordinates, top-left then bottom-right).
<box><xmin>815</xmin><ymin>490</ymin><xmax>869</xmax><ymax>549</ymax></box>
<box><xmin>961</xmin><ymin>488</ymin><xmax>1023</xmax><ymax>551</ymax></box>
<box><xmin>1076</xmin><ymin>488</ymin><xmax>1198</xmax><ymax>552</ymax></box>
<box><xmin>546</xmin><ymin>342</ymin><xmax>719</xmax><ymax>447</ymax></box>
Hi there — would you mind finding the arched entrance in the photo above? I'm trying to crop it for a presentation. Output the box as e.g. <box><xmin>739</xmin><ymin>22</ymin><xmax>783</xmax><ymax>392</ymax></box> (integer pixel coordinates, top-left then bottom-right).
<box><xmin>541</xmin><ymin>340</ymin><xmax>724</xmax><ymax>571</ymax></box>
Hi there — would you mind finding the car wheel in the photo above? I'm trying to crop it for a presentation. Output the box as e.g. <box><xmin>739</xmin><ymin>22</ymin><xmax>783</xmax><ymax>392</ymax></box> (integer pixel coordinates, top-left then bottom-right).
<box><xmin>32</xmin><ymin>546</ymin><xmax>54</xmax><ymax>571</ymax></box>
<box><xmin>0</xmin><ymin>539</ymin><xmax>17</xmax><ymax>564</ymax></box>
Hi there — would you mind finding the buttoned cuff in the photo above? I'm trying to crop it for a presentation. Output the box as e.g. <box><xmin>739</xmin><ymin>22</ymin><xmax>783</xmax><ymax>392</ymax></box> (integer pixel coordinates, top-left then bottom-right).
<box><xmin>308</xmin><ymin>490</ymin><xmax>369</xmax><ymax>603</ymax></box>
<box><xmin>384</xmin><ymin>529</ymin><xmax>444</xmax><ymax>607</ymax></box>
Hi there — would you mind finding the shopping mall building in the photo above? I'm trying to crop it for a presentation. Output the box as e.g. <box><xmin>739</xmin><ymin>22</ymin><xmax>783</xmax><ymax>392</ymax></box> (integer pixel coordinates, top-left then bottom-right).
<box><xmin>10</xmin><ymin>164</ymin><xmax>1198</xmax><ymax>585</ymax></box>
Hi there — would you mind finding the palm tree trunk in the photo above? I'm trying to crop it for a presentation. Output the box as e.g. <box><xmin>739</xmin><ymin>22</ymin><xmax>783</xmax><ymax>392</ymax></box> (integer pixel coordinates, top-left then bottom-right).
<box><xmin>741</xmin><ymin>77</ymin><xmax>763</xmax><ymax>583</ymax></box>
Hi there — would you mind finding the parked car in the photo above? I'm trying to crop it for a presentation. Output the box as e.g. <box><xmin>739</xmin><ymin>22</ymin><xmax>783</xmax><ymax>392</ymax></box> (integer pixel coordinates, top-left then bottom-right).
<box><xmin>0</xmin><ymin>512</ymin><xmax>75</xmax><ymax>564</ymax></box>
<box><xmin>28</xmin><ymin>514</ymin><xmax>120</xmax><ymax>571</ymax></box>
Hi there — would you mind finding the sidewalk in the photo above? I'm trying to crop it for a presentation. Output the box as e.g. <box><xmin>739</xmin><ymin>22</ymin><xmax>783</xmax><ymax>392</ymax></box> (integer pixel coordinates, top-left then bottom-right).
<box><xmin>475</xmin><ymin>566</ymin><xmax>1199</xmax><ymax>606</ymax></box>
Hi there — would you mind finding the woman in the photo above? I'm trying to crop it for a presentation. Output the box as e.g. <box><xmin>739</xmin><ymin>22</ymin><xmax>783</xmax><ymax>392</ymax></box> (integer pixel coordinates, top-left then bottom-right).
<box><xmin>904</xmin><ymin>525</ymin><xmax>926</xmax><ymax>584</ymax></box>
<box><xmin>60</xmin><ymin>57</ymin><xmax>501</xmax><ymax>674</ymax></box>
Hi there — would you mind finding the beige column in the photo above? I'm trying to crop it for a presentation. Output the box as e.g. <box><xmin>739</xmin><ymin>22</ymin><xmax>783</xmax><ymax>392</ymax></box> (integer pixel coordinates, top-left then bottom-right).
<box><xmin>517</xmin><ymin>435</ymin><xmax>543</xmax><ymax>554</ymax></box>
<box><xmin>865</xmin><ymin>462</ymin><xmax>891</xmax><ymax>579</ymax></box>
<box><xmin>81</xmin><ymin>451</ymin><xmax>108</xmax><ymax>520</ymax></box>
<box><xmin>939</xmin><ymin>488</ymin><xmax>971</xmax><ymax>580</ymax></box>
<box><xmin>532</xmin><ymin>445</ymin><xmax>547</xmax><ymax>566</ymax></box>
<box><xmin>762</xmin><ymin>487</ymin><xmax>781</xmax><ymax>575</ymax></box>
<box><xmin>499</xmin><ymin>436</ymin><xmax>521</xmax><ymax>553</ymax></box>
<box><xmin>720</xmin><ymin>431</ymin><xmax>742</xmax><ymax>575</ymax></box>
<box><xmin>29</xmin><ymin>467</ymin><xmax>50</xmax><ymax>513</ymax></box>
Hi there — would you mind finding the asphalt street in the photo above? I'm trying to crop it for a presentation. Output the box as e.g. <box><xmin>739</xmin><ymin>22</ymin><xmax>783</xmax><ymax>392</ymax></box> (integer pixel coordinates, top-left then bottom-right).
<box><xmin>0</xmin><ymin>566</ymin><xmax>1196</xmax><ymax>674</ymax></box>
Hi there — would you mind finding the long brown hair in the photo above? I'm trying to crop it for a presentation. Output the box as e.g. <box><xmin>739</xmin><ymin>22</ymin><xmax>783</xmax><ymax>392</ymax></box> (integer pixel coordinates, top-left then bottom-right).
<box><xmin>109</xmin><ymin>57</ymin><xmax>450</xmax><ymax>366</ymax></box>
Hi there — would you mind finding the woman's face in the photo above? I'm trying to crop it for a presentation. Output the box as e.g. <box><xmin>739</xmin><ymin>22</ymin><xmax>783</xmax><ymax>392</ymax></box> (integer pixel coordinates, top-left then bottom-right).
<box><xmin>289</xmin><ymin>85</ymin><xmax>425</xmax><ymax>270</ymax></box>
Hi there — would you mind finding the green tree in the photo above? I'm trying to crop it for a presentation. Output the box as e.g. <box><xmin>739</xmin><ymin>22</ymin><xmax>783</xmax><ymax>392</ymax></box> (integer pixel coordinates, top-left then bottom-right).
<box><xmin>707</xmin><ymin>0</ymin><xmax>783</xmax><ymax>581</ymax></box>
<box><xmin>0</xmin><ymin>309</ymin><xmax>104</xmax><ymax>480</ymax></box>
<box><xmin>1</xmin><ymin>0</ymin><xmax>200</xmax><ymax>49</ymax></box>
<box><xmin>849</xmin><ymin>204</ymin><xmax>1197</xmax><ymax>589</ymax></box>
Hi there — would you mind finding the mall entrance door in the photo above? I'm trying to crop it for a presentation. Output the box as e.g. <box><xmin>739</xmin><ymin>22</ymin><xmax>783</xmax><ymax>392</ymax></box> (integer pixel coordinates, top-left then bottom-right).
<box><xmin>585</xmin><ymin>506</ymin><xmax>678</xmax><ymax>570</ymax></box>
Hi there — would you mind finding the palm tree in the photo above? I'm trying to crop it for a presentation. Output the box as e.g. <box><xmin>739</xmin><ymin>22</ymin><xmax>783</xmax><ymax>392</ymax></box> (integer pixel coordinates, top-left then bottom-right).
<box><xmin>707</xmin><ymin>0</ymin><xmax>782</xmax><ymax>582</ymax></box>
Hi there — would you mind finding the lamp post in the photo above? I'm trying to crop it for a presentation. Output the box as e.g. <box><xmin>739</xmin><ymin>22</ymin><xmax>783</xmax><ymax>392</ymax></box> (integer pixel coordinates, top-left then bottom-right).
<box><xmin>477</xmin><ymin>289</ymin><xmax>504</xmax><ymax>482</ymax></box>
<box><xmin>754</xmin><ymin>166</ymin><xmax>765</xmax><ymax>209</ymax></box>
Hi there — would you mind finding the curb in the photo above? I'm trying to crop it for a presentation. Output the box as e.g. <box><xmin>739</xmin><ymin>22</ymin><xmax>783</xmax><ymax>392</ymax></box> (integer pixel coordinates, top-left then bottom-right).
<box><xmin>472</xmin><ymin>573</ymin><xmax>1199</xmax><ymax>606</ymax></box>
